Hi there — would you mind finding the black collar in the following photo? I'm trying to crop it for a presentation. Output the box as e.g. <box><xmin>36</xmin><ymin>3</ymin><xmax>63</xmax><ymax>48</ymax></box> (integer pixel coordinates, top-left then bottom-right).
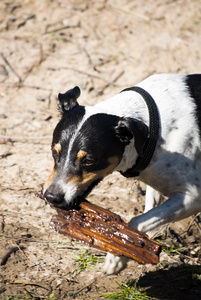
<box><xmin>120</xmin><ymin>86</ymin><xmax>160</xmax><ymax>178</ymax></box>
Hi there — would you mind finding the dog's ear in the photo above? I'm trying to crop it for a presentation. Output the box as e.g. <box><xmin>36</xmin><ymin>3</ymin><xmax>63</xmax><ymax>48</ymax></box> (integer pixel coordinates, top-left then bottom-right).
<box><xmin>58</xmin><ymin>86</ymin><xmax>81</xmax><ymax>115</ymax></box>
<box><xmin>115</xmin><ymin>118</ymin><xmax>148</xmax><ymax>157</ymax></box>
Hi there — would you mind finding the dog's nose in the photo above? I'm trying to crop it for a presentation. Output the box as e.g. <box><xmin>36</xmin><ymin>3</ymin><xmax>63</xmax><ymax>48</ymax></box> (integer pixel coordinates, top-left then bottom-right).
<box><xmin>44</xmin><ymin>190</ymin><xmax>64</xmax><ymax>205</ymax></box>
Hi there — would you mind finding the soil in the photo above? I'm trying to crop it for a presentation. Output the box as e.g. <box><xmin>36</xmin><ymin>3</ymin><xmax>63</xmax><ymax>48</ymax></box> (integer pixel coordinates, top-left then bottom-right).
<box><xmin>0</xmin><ymin>0</ymin><xmax>201</xmax><ymax>299</ymax></box>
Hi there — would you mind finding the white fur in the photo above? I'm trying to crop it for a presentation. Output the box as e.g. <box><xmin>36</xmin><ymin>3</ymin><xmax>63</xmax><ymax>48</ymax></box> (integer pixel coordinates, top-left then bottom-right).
<box><xmin>63</xmin><ymin>182</ymin><xmax>78</xmax><ymax>204</ymax></box>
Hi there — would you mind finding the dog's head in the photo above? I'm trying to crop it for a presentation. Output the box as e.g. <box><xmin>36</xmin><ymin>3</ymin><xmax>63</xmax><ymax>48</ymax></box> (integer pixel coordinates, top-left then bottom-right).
<box><xmin>43</xmin><ymin>87</ymin><xmax>148</xmax><ymax>208</ymax></box>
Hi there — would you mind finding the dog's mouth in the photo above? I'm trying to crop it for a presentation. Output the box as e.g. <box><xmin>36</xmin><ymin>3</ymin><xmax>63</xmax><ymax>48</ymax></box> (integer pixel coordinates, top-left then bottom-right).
<box><xmin>38</xmin><ymin>179</ymin><xmax>102</xmax><ymax>211</ymax></box>
<box><xmin>68</xmin><ymin>178</ymin><xmax>102</xmax><ymax>209</ymax></box>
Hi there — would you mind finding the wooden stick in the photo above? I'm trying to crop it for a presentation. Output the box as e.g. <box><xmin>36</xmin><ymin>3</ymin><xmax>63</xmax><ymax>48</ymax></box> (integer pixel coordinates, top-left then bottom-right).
<box><xmin>49</xmin><ymin>199</ymin><xmax>162</xmax><ymax>265</ymax></box>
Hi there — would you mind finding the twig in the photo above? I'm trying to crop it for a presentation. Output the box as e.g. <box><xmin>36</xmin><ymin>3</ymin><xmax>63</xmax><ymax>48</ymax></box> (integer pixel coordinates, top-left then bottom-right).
<box><xmin>111</xmin><ymin>5</ymin><xmax>150</xmax><ymax>21</ymax></box>
<box><xmin>81</xmin><ymin>46</ymin><xmax>94</xmax><ymax>66</ymax></box>
<box><xmin>22</xmin><ymin>41</ymin><xmax>44</xmax><ymax>81</ymax></box>
<box><xmin>2</xmin><ymin>236</ymin><xmax>79</xmax><ymax>247</ymax></box>
<box><xmin>0</xmin><ymin>135</ymin><xmax>51</xmax><ymax>141</ymax></box>
<box><xmin>0</xmin><ymin>214</ymin><xmax>5</xmax><ymax>232</ymax></box>
<box><xmin>12</xmin><ymin>240</ymin><xmax>30</xmax><ymax>263</ymax></box>
<box><xmin>0</xmin><ymin>37</ymin><xmax>44</xmax><ymax>83</ymax></box>
<box><xmin>1</xmin><ymin>246</ymin><xmax>20</xmax><ymax>265</ymax></box>
<box><xmin>17</xmin><ymin>14</ymin><xmax>35</xmax><ymax>28</ymax></box>
<box><xmin>186</xmin><ymin>213</ymin><xmax>201</xmax><ymax>233</ymax></box>
<box><xmin>10</xmin><ymin>280</ymin><xmax>51</xmax><ymax>292</ymax></box>
<box><xmin>98</xmin><ymin>70</ymin><xmax>125</xmax><ymax>95</ymax></box>
<box><xmin>70</xmin><ymin>280</ymin><xmax>96</xmax><ymax>299</ymax></box>
<box><xmin>0</xmin><ymin>52</ymin><xmax>22</xmax><ymax>82</ymax></box>
<box><xmin>105</xmin><ymin>70</ymin><xmax>124</xmax><ymax>88</ymax></box>
<box><xmin>16</xmin><ymin>83</ymin><xmax>52</xmax><ymax>91</ymax></box>
<box><xmin>48</xmin><ymin>66</ymin><xmax>113</xmax><ymax>84</ymax></box>
<box><xmin>44</xmin><ymin>22</ymin><xmax>80</xmax><ymax>34</ymax></box>
<box><xmin>193</xmin><ymin>217</ymin><xmax>201</xmax><ymax>234</ymax></box>
<box><xmin>0</xmin><ymin>151</ymin><xmax>12</xmax><ymax>159</ymax></box>
<box><xmin>48</xmin><ymin>66</ymin><xmax>123</xmax><ymax>87</ymax></box>
<box><xmin>0</xmin><ymin>286</ymin><xmax>6</xmax><ymax>294</ymax></box>
<box><xmin>92</xmin><ymin>57</ymin><xmax>112</xmax><ymax>67</ymax></box>
<box><xmin>0</xmin><ymin>81</ymin><xmax>52</xmax><ymax>91</ymax></box>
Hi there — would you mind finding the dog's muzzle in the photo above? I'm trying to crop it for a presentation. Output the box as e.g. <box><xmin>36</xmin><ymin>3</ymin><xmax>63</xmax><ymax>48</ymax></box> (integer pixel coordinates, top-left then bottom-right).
<box><xmin>43</xmin><ymin>178</ymin><xmax>101</xmax><ymax>209</ymax></box>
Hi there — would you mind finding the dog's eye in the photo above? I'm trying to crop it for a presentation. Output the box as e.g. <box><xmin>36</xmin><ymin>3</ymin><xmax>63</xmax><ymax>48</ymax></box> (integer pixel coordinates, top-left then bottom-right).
<box><xmin>81</xmin><ymin>157</ymin><xmax>94</xmax><ymax>167</ymax></box>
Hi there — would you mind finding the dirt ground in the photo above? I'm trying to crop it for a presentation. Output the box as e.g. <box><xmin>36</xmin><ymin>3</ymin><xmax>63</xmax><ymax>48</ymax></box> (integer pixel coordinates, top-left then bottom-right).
<box><xmin>1</xmin><ymin>0</ymin><xmax>201</xmax><ymax>299</ymax></box>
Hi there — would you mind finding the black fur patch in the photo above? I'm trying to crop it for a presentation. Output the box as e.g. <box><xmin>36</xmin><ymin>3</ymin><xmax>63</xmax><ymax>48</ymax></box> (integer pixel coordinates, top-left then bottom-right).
<box><xmin>70</xmin><ymin>113</ymin><xmax>125</xmax><ymax>172</ymax></box>
<box><xmin>186</xmin><ymin>74</ymin><xmax>201</xmax><ymax>136</ymax></box>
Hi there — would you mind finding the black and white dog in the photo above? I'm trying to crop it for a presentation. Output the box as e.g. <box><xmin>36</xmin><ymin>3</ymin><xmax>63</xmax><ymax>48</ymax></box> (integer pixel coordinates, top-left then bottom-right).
<box><xmin>43</xmin><ymin>74</ymin><xmax>201</xmax><ymax>274</ymax></box>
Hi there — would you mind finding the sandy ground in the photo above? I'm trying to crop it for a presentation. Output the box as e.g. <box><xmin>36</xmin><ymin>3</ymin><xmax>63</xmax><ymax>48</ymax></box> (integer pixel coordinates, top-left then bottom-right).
<box><xmin>0</xmin><ymin>0</ymin><xmax>201</xmax><ymax>299</ymax></box>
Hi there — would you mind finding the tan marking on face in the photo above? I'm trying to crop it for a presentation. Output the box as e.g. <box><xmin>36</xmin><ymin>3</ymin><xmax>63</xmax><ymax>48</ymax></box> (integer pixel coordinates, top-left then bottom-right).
<box><xmin>67</xmin><ymin>175</ymin><xmax>82</xmax><ymax>184</ymax></box>
<box><xmin>77</xmin><ymin>150</ymin><xmax>87</xmax><ymax>160</ymax></box>
<box><xmin>95</xmin><ymin>156</ymin><xmax>120</xmax><ymax>178</ymax></box>
<box><xmin>54</xmin><ymin>143</ymin><xmax>61</xmax><ymax>155</ymax></box>
<box><xmin>67</xmin><ymin>156</ymin><xmax>119</xmax><ymax>186</ymax></box>
<box><xmin>66</xmin><ymin>171</ymin><xmax>97</xmax><ymax>186</ymax></box>
<box><xmin>43</xmin><ymin>165</ymin><xmax>56</xmax><ymax>193</ymax></box>
<box><xmin>82</xmin><ymin>171</ymin><xmax>97</xmax><ymax>184</ymax></box>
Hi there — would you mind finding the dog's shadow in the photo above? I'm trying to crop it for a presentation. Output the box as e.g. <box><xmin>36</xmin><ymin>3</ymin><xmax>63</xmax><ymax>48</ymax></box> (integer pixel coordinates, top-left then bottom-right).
<box><xmin>138</xmin><ymin>264</ymin><xmax>201</xmax><ymax>300</ymax></box>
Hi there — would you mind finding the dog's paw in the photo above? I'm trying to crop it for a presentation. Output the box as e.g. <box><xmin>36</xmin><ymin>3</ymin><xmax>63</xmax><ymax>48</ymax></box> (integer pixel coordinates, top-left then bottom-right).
<box><xmin>103</xmin><ymin>253</ymin><xmax>129</xmax><ymax>275</ymax></box>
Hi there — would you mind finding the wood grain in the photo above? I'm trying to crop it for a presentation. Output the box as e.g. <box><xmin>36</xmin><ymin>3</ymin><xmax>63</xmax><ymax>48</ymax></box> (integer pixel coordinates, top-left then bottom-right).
<box><xmin>49</xmin><ymin>199</ymin><xmax>162</xmax><ymax>265</ymax></box>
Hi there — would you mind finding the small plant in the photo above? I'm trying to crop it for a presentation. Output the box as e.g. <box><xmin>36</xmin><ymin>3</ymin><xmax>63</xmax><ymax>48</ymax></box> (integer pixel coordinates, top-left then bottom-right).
<box><xmin>4</xmin><ymin>295</ymin><xmax>26</xmax><ymax>300</ymax></box>
<box><xmin>189</xmin><ymin>266</ymin><xmax>201</xmax><ymax>285</ymax></box>
<box><xmin>163</xmin><ymin>244</ymin><xmax>186</xmax><ymax>255</ymax></box>
<box><xmin>46</xmin><ymin>293</ymin><xmax>56</xmax><ymax>299</ymax></box>
<box><xmin>73</xmin><ymin>250</ymin><xmax>104</xmax><ymax>274</ymax></box>
<box><xmin>102</xmin><ymin>280</ymin><xmax>151</xmax><ymax>300</ymax></box>
<box><xmin>192</xmin><ymin>272</ymin><xmax>201</xmax><ymax>282</ymax></box>
<box><xmin>154</xmin><ymin>235</ymin><xmax>186</xmax><ymax>256</ymax></box>
<box><xmin>4</xmin><ymin>294</ymin><xmax>29</xmax><ymax>300</ymax></box>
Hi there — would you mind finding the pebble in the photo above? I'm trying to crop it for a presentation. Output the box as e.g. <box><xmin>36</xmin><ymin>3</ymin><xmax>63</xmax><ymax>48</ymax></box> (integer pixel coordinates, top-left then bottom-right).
<box><xmin>37</xmin><ymin>95</ymin><xmax>49</xmax><ymax>102</ymax></box>
<box><xmin>190</xmin><ymin>246</ymin><xmax>200</xmax><ymax>255</ymax></box>
<box><xmin>0</xmin><ymin>113</ymin><xmax>7</xmax><ymax>119</ymax></box>
<box><xmin>2</xmin><ymin>162</ymin><xmax>16</xmax><ymax>167</ymax></box>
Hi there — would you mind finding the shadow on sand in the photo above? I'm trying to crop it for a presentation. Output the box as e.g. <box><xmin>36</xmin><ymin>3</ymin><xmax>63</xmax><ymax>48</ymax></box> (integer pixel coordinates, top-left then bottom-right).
<box><xmin>138</xmin><ymin>264</ymin><xmax>201</xmax><ymax>300</ymax></box>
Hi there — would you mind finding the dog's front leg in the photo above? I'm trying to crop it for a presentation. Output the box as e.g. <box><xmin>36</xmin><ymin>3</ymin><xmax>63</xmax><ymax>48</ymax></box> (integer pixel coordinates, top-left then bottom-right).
<box><xmin>144</xmin><ymin>185</ymin><xmax>163</xmax><ymax>213</ymax></box>
<box><xmin>129</xmin><ymin>191</ymin><xmax>200</xmax><ymax>233</ymax></box>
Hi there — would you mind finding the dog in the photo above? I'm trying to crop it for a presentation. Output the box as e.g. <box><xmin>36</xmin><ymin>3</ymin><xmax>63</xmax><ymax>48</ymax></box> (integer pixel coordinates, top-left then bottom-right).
<box><xmin>43</xmin><ymin>74</ymin><xmax>201</xmax><ymax>274</ymax></box>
